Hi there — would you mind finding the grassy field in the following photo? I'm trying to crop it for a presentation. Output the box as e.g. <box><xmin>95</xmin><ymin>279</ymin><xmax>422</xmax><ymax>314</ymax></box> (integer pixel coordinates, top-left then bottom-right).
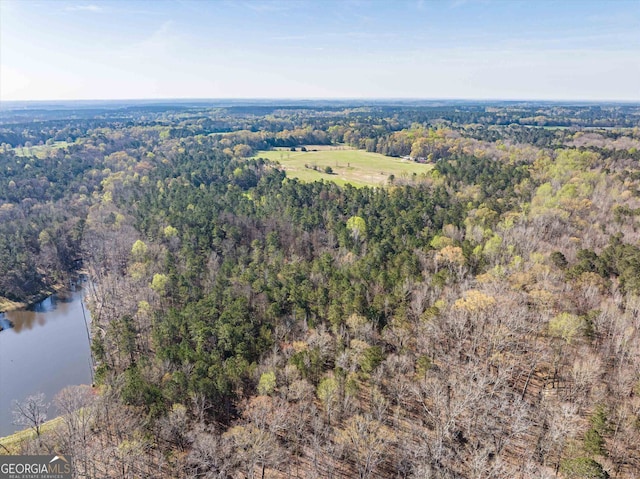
<box><xmin>0</xmin><ymin>297</ymin><xmax>25</xmax><ymax>313</ymax></box>
<box><xmin>0</xmin><ymin>416</ymin><xmax>63</xmax><ymax>454</ymax></box>
<box><xmin>13</xmin><ymin>141</ymin><xmax>70</xmax><ymax>158</ymax></box>
<box><xmin>253</xmin><ymin>146</ymin><xmax>433</xmax><ymax>187</ymax></box>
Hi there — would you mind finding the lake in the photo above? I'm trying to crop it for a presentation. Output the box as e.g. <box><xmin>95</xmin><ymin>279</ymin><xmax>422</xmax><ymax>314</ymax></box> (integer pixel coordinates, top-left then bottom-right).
<box><xmin>0</xmin><ymin>287</ymin><xmax>93</xmax><ymax>437</ymax></box>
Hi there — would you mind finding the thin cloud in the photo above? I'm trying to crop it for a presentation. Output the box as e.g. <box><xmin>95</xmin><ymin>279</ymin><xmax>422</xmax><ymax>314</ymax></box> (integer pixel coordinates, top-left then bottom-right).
<box><xmin>449</xmin><ymin>0</ymin><xmax>468</xmax><ymax>8</ymax></box>
<box><xmin>241</xmin><ymin>0</ymin><xmax>303</xmax><ymax>13</ymax></box>
<box><xmin>118</xmin><ymin>21</ymin><xmax>182</xmax><ymax>60</ymax></box>
<box><xmin>449</xmin><ymin>0</ymin><xmax>494</xmax><ymax>8</ymax></box>
<box><xmin>270</xmin><ymin>31</ymin><xmax>397</xmax><ymax>42</ymax></box>
<box><xmin>66</xmin><ymin>4</ymin><xmax>104</xmax><ymax>13</ymax></box>
<box><xmin>270</xmin><ymin>35</ymin><xmax>312</xmax><ymax>41</ymax></box>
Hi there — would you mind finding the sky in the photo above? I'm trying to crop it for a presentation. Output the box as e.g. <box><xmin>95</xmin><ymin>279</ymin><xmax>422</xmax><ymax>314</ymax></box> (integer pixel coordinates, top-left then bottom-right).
<box><xmin>1</xmin><ymin>0</ymin><xmax>639</xmax><ymax>101</ymax></box>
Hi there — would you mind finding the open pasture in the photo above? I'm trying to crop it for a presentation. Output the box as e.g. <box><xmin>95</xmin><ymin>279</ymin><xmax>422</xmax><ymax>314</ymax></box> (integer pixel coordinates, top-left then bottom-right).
<box><xmin>253</xmin><ymin>146</ymin><xmax>432</xmax><ymax>187</ymax></box>
<box><xmin>12</xmin><ymin>141</ymin><xmax>70</xmax><ymax>158</ymax></box>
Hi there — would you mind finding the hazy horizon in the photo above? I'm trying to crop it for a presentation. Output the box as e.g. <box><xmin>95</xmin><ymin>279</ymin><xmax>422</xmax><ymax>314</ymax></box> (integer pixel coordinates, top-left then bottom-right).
<box><xmin>2</xmin><ymin>0</ymin><xmax>639</xmax><ymax>102</ymax></box>
<box><xmin>3</xmin><ymin>97</ymin><xmax>640</xmax><ymax>106</ymax></box>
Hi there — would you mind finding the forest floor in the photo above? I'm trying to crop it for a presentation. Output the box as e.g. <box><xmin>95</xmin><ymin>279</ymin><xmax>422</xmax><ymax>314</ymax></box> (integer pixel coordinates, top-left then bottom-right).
<box><xmin>253</xmin><ymin>146</ymin><xmax>433</xmax><ymax>187</ymax></box>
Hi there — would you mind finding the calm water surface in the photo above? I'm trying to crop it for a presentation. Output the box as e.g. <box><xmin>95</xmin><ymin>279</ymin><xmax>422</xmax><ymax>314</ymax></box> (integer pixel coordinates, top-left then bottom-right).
<box><xmin>0</xmin><ymin>289</ymin><xmax>92</xmax><ymax>436</ymax></box>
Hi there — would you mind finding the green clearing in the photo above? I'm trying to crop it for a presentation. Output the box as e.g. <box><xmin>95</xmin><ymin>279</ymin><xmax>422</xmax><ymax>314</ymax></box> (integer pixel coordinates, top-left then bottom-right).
<box><xmin>13</xmin><ymin>141</ymin><xmax>70</xmax><ymax>158</ymax></box>
<box><xmin>253</xmin><ymin>146</ymin><xmax>433</xmax><ymax>187</ymax></box>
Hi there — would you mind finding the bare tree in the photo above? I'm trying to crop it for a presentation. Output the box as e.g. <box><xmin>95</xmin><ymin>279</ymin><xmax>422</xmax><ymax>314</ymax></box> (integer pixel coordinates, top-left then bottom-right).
<box><xmin>54</xmin><ymin>385</ymin><xmax>96</xmax><ymax>476</ymax></box>
<box><xmin>336</xmin><ymin>414</ymin><xmax>396</xmax><ymax>479</ymax></box>
<box><xmin>187</xmin><ymin>426</ymin><xmax>230</xmax><ymax>479</ymax></box>
<box><xmin>223</xmin><ymin>424</ymin><xmax>283</xmax><ymax>479</ymax></box>
<box><xmin>12</xmin><ymin>392</ymin><xmax>49</xmax><ymax>437</ymax></box>
<box><xmin>159</xmin><ymin>403</ymin><xmax>190</xmax><ymax>451</ymax></box>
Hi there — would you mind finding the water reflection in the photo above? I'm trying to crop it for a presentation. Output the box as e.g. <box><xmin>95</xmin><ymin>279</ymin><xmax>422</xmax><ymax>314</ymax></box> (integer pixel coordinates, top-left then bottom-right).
<box><xmin>32</xmin><ymin>295</ymin><xmax>55</xmax><ymax>313</ymax></box>
<box><xmin>0</xmin><ymin>317</ymin><xmax>13</xmax><ymax>331</ymax></box>
<box><xmin>7</xmin><ymin>310</ymin><xmax>46</xmax><ymax>333</ymax></box>
<box><xmin>3</xmin><ymin>287</ymin><xmax>82</xmax><ymax>333</ymax></box>
<box><xmin>0</xmin><ymin>287</ymin><xmax>92</xmax><ymax>436</ymax></box>
<box><xmin>7</xmin><ymin>295</ymin><xmax>74</xmax><ymax>333</ymax></box>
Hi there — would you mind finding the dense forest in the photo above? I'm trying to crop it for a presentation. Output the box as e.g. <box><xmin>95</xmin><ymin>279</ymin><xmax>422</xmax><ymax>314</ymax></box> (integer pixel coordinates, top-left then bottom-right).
<box><xmin>1</xmin><ymin>101</ymin><xmax>640</xmax><ymax>479</ymax></box>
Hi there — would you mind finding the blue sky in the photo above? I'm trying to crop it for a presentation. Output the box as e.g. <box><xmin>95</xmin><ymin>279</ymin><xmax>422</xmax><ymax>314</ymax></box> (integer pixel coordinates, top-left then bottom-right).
<box><xmin>1</xmin><ymin>0</ymin><xmax>638</xmax><ymax>101</ymax></box>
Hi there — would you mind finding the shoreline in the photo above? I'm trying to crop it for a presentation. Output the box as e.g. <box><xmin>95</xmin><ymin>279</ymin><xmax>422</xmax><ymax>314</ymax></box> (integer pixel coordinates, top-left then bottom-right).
<box><xmin>0</xmin><ymin>271</ymin><xmax>88</xmax><ymax>314</ymax></box>
<box><xmin>0</xmin><ymin>284</ymin><xmax>65</xmax><ymax>314</ymax></box>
